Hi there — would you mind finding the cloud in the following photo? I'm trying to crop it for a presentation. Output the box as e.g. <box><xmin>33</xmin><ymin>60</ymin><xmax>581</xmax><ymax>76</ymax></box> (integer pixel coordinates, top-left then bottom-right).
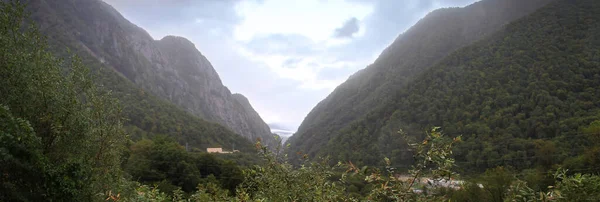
<box><xmin>317</xmin><ymin>65</ymin><xmax>357</xmax><ymax>80</ymax></box>
<box><xmin>102</xmin><ymin>0</ymin><xmax>243</xmax><ymax>39</ymax></box>
<box><xmin>243</xmin><ymin>33</ymin><xmax>319</xmax><ymax>57</ymax></box>
<box><xmin>233</xmin><ymin>0</ymin><xmax>372</xmax><ymax>42</ymax></box>
<box><xmin>268</xmin><ymin>122</ymin><xmax>293</xmax><ymax>131</ymax></box>
<box><xmin>283</xmin><ymin>58</ymin><xmax>304</xmax><ymax>68</ymax></box>
<box><xmin>333</xmin><ymin>17</ymin><xmax>360</xmax><ymax>38</ymax></box>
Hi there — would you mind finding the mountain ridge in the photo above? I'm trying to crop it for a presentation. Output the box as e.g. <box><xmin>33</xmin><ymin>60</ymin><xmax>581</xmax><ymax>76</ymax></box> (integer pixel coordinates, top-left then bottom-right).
<box><xmin>292</xmin><ymin>0</ymin><xmax>600</xmax><ymax>172</ymax></box>
<box><xmin>287</xmin><ymin>0</ymin><xmax>554</xmax><ymax>161</ymax></box>
<box><xmin>25</xmin><ymin>0</ymin><xmax>277</xmax><ymax>147</ymax></box>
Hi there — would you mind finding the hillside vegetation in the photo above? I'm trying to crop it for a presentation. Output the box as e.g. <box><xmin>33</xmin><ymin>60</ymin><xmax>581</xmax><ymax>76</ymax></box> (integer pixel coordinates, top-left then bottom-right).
<box><xmin>287</xmin><ymin>0</ymin><xmax>553</xmax><ymax>160</ymax></box>
<box><xmin>22</xmin><ymin>0</ymin><xmax>255</xmax><ymax>152</ymax></box>
<box><xmin>24</xmin><ymin>0</ymin><xmax>278</xmax><ymax>147</ymax></box>
<box><xmin>314</xmin><ymin>0</ymin><xmax>600</xmax><ymax>174</ymax></box>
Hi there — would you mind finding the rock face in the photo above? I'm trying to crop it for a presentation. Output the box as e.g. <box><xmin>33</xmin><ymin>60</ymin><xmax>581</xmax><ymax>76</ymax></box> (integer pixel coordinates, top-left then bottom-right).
<box><xmin>287</xmin><ymin>0</ymin><xmax>553</xmax><ymax>159</ymax></box>
<box><xmin>26</xmin><ymin>0</ymin><xmax>276</xmax><ymax>147</ymax></box>
<box><xmin>231</xmin><ymin>94</ymin><xmax>276</xmax><ymax>144</ymax></box>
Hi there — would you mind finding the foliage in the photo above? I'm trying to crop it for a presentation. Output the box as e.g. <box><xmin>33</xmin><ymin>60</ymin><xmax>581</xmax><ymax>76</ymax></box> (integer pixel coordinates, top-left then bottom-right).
<box><xmin>564</xmin><ymin>120</ymin><xmax>600</xmax><ymax>173</ymax></box>
<box><xmin>446</xmin><ymin>167</ymin><xmax>600</xmax><ymax>202</ymax></box>
<box><xmin>445</xmin><ymin>167</ymin><xmax>519</xmax><ymax>202</ymax></box>
<box><xmin>0</xmin><ymin>105</ymin><xmax>46</xmax><ymax>201</ymax></box>
<box><xmin>0</xmin><ymin>1</ymin><xmax>126</xmax><ymax>200</ymax></box>
<box><xmin>124</xmin><ymin>136</ymin><xmax>245</xmax><ymax>194</ymax></box>
<box><xmin>111</xmin><ymin>130</ymin><xmax>600</xmax><ymax>202</ymax></box>
<box><xmin>547</xmin><ymin>169</ymin><xmax>600</xmax><ymax>201</ymax></box>
<box><xmin>482</xmin><ymin>167</ymin><xmax>518</xmax><ymax>202</ymax></box>
<box><xmin>120</xmin><ymin>127</ymin><xmax>462</xmax><ymax>201</ymax></box>
<box><xmin>352</xmin><ymin>127</ymin><xmax>460</xmax><ymax>201</ymax></box>
<box><xmin>126</xmin><ymin>184</ymin><xmax>170</xmax><ymax>202</ymax></box>
<box><xmin>236</xmin><ymin>142</ymin><xmax>351</xmax><ymax>201</ymax></box>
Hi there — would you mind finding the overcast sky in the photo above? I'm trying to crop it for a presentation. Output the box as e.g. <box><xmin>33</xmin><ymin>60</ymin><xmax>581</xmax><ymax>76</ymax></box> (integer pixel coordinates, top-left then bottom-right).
<box><xmin>103</xmin><ymin>0</ymin><xmax>477</xmax><ymax>132</ymax></box>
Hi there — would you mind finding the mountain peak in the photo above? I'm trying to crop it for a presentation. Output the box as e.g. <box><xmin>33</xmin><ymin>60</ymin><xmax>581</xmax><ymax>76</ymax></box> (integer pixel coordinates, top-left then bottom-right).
<box><xmin>232</xmin><ymin>93</ymin><xmax>250</xmax><ymax>104</ymax></box>
<box><xmin>159</xmin><ymin>35</ymin><xmax>200</xmax><ymax>53</ymax></box>
<box><xmin>160</xmin><ymin>35</ymin><xmax>193</xmax><ymax>45</ymax></box>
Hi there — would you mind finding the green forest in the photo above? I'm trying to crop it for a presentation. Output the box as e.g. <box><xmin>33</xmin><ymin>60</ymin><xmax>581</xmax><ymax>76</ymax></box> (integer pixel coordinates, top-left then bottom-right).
<box><xmin>286</xmin><ymin>0</ymin><xmax>553</xmax><ymax>162</ymax></box>
<box><xmin>3</xmin><ymin>0</ymin><xmax>600</xmax><ymax>201</ymax></box>
<box><xmin>308</xmin><ymin>0</ymin><xmax>600</xmax><ymax>173</ymax></box>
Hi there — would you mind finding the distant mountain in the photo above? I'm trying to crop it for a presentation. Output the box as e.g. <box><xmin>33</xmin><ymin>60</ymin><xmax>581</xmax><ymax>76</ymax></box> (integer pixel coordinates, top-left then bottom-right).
<box><xmin>272</xmin><ymin>129</ymin><xmax>295</xmax><ymax>145</ymax></box>
<box><xmin>271</xmin><ymin>129</ymin><xmax>295</xmax><ymax>136</ymax></box>
<box><xmin>268</xmin><ymin>123</ymin><xmax>294</xmax><ymax>132</ymax></box>
<box><xmin>268</xmin><ymin>123</ymin><xmax>295</xmax><ymax>145</ymax></box>
<box><xmin>287</xmin><ymin>0</ymin><xmax>554</xmax><ymax>160</ymax></box>
<box><xmin>292</xmin><ymin>0</ymin><xmax>600</xmax><ymax>173</ymax></box>
<box><xmin>24</xmin><ymin>0</ymin><xmax>277</xmax><ymax>148</ymax></box>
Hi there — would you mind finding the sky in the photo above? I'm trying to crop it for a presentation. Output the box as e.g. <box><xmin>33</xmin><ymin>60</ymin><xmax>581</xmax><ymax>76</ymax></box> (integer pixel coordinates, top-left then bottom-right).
<box><xmin>103</xmin><ymin>0</ymin><xmax>477</xmax><ymax>132</ymax></box>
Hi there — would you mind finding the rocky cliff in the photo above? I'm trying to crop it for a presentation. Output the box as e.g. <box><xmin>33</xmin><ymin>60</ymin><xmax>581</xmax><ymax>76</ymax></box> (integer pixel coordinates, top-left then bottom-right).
<box><xmin>25</xmin><ymin>0</ymin><xmax>277</xmax><ymax>147</ymax></box>
<box><xmin>232</xmin><ymin>94</ymin><xmax>276</xmax><ymax>144</ymax></box>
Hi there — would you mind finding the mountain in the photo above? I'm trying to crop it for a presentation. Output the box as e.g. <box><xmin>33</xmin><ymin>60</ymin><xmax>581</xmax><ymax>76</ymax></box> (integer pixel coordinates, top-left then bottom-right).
<box><xmin>292</xmin><ymin>0</ymin><xmax>600</xmax><ymax>172</ymax></box>
<box><xmin>24</xmin><ymin>0</ymin><xmax>277</xmax><ymax>147</ymax></box>
<box><xmin>287</xmin><ymin>0</ymin><xmax>554</xmax><ymax>160</ymax></box>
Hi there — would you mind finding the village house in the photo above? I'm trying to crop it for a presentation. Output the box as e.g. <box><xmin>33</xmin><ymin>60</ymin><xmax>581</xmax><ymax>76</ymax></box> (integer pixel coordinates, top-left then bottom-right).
<box><xmin>206</xmin><ymin>148</ymin><xmax>239</xmax><ymax>154</ymax></box>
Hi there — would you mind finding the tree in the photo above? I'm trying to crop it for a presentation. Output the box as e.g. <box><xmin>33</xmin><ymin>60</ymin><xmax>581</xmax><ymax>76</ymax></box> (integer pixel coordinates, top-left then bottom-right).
<box><xmin>0</xmin><ymin>1</ymin><xmax>126</xmax><ymax>200</ymax></box>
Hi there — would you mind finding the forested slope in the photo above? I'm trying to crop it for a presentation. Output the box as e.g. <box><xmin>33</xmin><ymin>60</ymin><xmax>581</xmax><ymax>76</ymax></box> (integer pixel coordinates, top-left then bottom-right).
<box><xmin>307</xmin><ymin>0</ymin><xmax>600</xmax><ymax>172</ymax></box>
<box><xmin>22</xmin><ymin>0</ymin><xmax>255</xmax><ymax>152</ymax></box>
<box><xmin>288</xmin><ymin>0</ymin><xmax>553</xmax><ymax>159</ymax></box>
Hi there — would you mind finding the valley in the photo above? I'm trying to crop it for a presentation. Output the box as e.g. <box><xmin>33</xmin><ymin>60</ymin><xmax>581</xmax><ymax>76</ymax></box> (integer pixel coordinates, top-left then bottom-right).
<box><xmin>2</xmin><ymin>0</ymin><xmax>600</xmax><ymax>201</ymax></box>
